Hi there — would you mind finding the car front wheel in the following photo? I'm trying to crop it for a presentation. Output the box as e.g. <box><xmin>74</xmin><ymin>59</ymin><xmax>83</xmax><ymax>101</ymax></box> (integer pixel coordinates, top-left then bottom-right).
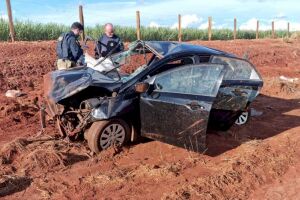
<box><xmin>235</xmin><ymin>111</ymin><xmax>250</xmax><ymax>125</ymax></box>
<box><xmin>86</xmin><ymin>119</ymin><xmax>131</xmax><ymax>153</ymax></box>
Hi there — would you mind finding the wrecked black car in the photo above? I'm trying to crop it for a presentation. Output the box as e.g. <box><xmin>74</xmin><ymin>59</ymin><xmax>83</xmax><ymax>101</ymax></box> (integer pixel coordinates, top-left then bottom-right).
<box><xmin>43</xmin><ymin>40</ymin><xmax>263</xmax><ymax>153</ymax></box>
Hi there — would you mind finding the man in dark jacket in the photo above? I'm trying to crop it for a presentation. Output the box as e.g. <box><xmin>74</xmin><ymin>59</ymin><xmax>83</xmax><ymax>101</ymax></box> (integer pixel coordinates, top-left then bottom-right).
<box><xmin>56</xmin><ymin>22</ymin><xmax>84</xmax><ymax>70</ymax></box>
<box><xmin>95</xmin><ymin>23</ymin><xmax>124</xmax><ymax>59</ymax></box>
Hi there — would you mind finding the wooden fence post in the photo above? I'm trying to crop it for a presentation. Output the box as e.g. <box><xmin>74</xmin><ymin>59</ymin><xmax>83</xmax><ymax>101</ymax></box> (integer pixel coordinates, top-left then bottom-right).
<box><xmin>178</xmin><ymin>14</ymin><xmax>182</xmax><ymax>42</ymax></box>
<box><xmin>208</xmin><ymin>17</ymin><xmax>212</xmax><ymax>41</ymax></box>
<box><xmin>233</xmin><ymin>18</ymin><xmax>237</xmax><ymax>40</ymax></box>
<box><xmin>287</xmin><ymin>22</ymin><xmax>290</xmax><ymax>38</ymax></box>
<box><xmin>136</xmin><ymin>11</ymin><xmax>141</xmax><ymax>40</ymax></box>
<box><xmin>272</xmin><ymin>21</ymin><xmax>275</xmax><ymax>39</ymax></box>
<box><xmin>256</xmin><ymin>20</ymin><xmax>259</xmax><ymax>39</ymax></box>
<box><xmin>79</xmin><ymin>5</ymin><xmax>85</xmax><ymax>41</ymax></box>
<box><xmin>5</xmin><ymin>0</ymin><xmax>15</xmax><ymax>42</ymax></box>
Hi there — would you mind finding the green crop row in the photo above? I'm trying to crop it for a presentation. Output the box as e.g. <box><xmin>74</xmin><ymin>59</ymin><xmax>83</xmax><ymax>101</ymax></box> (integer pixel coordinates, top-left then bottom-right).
<box><xmin>0</xmin><ymin>19</ymin><xmax>291</xmax><ymax>42</ymax></box>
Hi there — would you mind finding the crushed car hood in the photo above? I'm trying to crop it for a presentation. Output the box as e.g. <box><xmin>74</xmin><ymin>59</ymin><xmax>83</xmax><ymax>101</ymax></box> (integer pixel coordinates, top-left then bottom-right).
<box><xmin>44</xmin><ymin>67</ymin><xmax>122</xmax><ymax>103</ymax></box>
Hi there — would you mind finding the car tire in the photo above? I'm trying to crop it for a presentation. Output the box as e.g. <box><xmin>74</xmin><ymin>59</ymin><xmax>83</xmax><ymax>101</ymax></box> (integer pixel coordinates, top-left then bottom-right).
<box><xmin>86</xmin><ymin>119</ymin><xmax>131</xmax><ymax>153</ymax></box>
<box><xmin>235</xmin><ymin>111</ymin><xmax>250</xmax><ymax>125</ymax></box>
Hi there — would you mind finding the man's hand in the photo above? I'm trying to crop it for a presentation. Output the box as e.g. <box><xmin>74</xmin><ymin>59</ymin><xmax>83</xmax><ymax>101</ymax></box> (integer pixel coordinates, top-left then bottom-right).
<box><xmin>77</xmin><ymin>55</ymin><xmax>85</xmax><ymax>66</ymax></box>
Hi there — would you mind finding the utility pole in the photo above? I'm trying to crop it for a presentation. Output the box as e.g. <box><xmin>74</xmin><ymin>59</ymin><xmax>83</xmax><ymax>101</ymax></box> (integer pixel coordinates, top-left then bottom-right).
<box><xmin>287</xmin><ymin>22</ymin><xmax>290</xmax><ymax>38</ymax></box>
<box><xmin>208</xmin><ymin>17</ymin><xmax>212</xmax><ymax>41</ymax></box>
<box><xmin>136</xmin><ymin>11</ymin><xmax>141</xmax><ymax>40</ymax></box>
<box><xmin>178</xmin><ymin>14</ymin><xmax>182</xmax><ymax>42</ymax></box>
<box><xmin>5</xmin><ymin>0</ymin><xmax>15</xmax><ymax>42</ymax></box>
<box><xmin>256</xmin><ymin>20</ymin><xmax>259</xmax><ymax>39</ymax></box>
<box><xmin>233</xmin><ymin>18</ymin><xmax>237</xmax><ymax>40</ymax></box>
<box><xmin>79</xmin><ymin>5</ymin><xmax>85</xmax><ymax>41</ymax></box>
<box><xmin>272</xmin><ymin>21</ymin><xmax>275</xmax><ymax>39</ymax></box>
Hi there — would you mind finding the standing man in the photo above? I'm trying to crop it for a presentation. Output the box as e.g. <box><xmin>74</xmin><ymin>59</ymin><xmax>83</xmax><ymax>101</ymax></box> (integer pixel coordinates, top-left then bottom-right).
<box><xmin>56</xmin><ymin>22</ymin><xmax>85</xmax><ymax>70</ymax></box>
<box><xmin>95</xmin><ymin>23</ymin><xmax>124</xmax><ymax>59</ymax></box>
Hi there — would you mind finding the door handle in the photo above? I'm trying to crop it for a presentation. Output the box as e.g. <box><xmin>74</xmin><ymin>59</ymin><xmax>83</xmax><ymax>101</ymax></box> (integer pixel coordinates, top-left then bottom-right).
<box><xmin>150</xmin><ymin>91</ymin><xmax>160</xmax><ymax>99</ymax></box>
<box><xmin>186</xmin><ymin>101</ymin><xmax>205</xmax><ymax>110</ymax></box>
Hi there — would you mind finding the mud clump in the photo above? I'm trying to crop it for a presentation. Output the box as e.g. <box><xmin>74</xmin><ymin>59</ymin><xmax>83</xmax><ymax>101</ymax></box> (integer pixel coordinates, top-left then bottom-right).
<box><xmin>164</xmin><ymin>141</ymin><xmax>295</xmax><ymax>200</ymax></box>
<box><xmin>0</xmin><ymin>41</ymin><xmax>56</xmax><ymax>92</ymax></box>
<box><xmin>0</xmin><ymin>175</ymin><xmax>32</xmax><ymax>197</ymax></box>
<box><xmin>0</xmin><ymin>138</ymin><xmax>29</xmax><ymax>165</ymax></box>
<box><xmin>0</xmin><ymin>137</ymin><xmax>90</xmax><ymax>198</ymax></box>
<box><xmin>260</xmin><ymin>77</ymin><xmax>300</xmax><ymax>97</ymax></box>
<box><xmin>280</xmin><ymin>81</ymin><xmax>299</xmax><ymax>94</ymax></box>
<box><xmin>21</xmin><ymin>150</ymin><xmax>65</xmax><ymax>175</ymax></box>
<box><xmin>0</xmin><ymin>137</ymin><xmax>89</xmax><ymax>177</ymax></box>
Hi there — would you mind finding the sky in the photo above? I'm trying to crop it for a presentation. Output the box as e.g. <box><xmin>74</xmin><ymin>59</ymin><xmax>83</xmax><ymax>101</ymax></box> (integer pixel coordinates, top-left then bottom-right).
<box><xmin>0</xmin><ymin>0</ymin><xmax>299</xmax><ymax>30</ymax></box>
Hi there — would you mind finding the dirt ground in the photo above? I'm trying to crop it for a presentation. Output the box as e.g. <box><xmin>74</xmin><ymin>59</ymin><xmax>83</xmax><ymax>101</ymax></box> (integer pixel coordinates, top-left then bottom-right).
<box><xmin>0</xmin><ymin>39</ymin><xmax>300</xmax><ymax>200</ymax></box>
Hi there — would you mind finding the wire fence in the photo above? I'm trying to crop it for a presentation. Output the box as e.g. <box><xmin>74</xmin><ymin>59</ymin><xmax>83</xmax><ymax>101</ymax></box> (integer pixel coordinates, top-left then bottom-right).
<box><xmin>0</xmin><ymin>19</ymin><xmax>293</xmax><ymax>42</ymax></box>
<box><xmin>1</xmin><ymin>1</ymin><xmax>296</xmax><ymax>42</ymax></box>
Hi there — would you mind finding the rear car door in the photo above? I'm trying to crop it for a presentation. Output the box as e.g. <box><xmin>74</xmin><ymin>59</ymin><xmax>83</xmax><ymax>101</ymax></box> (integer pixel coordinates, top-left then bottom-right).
<box><xmin>139</xmin><ymin>64</ymin><xmax>225</xmax><ymax>152</ymax></box>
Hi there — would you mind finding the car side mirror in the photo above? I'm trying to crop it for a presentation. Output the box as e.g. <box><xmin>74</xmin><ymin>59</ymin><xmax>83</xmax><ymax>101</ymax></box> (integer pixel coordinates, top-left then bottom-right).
<box><xmin>135</xmin><ymin>82</ymin><xmax>149</xmax><ymax>93</ymax></box>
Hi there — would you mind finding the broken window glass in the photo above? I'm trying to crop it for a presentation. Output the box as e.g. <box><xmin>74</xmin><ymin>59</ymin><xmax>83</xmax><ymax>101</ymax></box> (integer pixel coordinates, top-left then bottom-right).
<box><xmin>110</xmin><ymin>43</ymin><xmax>157</xmax><ymax>82</ymax></box>
<box><xmin>154</xmin><ymin>64</ymin><xmax>224</xmax><ymax>96</ymax></box>
<box><xmin>210</xmin><ymin>56</ymin><xmax>260</xmax><ymax>80</ymax></box>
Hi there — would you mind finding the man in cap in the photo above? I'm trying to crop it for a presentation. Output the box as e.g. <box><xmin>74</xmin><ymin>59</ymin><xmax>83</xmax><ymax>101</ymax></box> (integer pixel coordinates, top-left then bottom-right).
<box><xmin>95</xmin><ymin>23</ymin><xmax>124</xmax><ymax>59</ymax></box>
<box><xmin>56</xmin><ymin>22</ymin><xmax>85</xmax><ymax>70</ymax></box>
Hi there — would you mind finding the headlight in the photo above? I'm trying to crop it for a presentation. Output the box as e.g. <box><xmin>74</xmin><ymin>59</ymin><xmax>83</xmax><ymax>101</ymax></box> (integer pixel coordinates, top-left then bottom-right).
<box><xmin>92</xmin><ymin>108</ymin><xmax>108</xmax><ymax>119</ymax></box>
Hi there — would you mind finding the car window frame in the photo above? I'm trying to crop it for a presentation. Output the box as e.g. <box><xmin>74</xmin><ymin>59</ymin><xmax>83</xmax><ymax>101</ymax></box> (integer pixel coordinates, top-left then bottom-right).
<box><xmin>149</xmin><ymin>63</ymin><xmax>225</xmax><ymax>97</ymax></box>
<box><xmin>209</xmin><ymin>55</ymin><xmax>263</xmax><ymax>81</ymax></box>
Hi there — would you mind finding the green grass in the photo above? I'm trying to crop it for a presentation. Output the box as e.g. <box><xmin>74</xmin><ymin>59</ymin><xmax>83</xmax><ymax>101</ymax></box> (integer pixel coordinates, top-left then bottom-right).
<box><xmin>0</xmin><ymin>19</ymin><xmax>291</xmax><ymax>42</ymax></box>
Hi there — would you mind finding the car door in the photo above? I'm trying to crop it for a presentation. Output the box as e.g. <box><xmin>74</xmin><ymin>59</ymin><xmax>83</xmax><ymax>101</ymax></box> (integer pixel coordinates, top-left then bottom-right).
<box><xmin>139</xmin><ymin>64</ymin><xmax>225</xmax><ymax>152</ymax></box>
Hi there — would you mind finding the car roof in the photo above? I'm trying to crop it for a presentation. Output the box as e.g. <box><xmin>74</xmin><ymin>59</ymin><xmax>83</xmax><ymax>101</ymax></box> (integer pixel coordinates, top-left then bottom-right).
<box><xmin>141</xmin><ymin>41</ymin><xmax>236</xmax><ymax>58</ymax></box>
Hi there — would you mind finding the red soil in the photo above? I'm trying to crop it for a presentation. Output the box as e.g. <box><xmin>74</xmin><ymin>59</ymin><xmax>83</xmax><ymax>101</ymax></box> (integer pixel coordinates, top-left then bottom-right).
<box><xmin>0</xmin><ymin>39</ymin><xmax>300</xmax><ymax>199</ymax></box>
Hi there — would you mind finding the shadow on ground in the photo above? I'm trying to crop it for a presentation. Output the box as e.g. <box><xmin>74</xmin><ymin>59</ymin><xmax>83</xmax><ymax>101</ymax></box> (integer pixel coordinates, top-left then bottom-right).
<box><xmin>0</xmin><ymin>176</ymin><xmax>32</xmax><ymax>197</ymax></box>
<box><xmin>206</xmin><ymin>94</ymin><xmax>300</xmax><ymax>156</ymax></box>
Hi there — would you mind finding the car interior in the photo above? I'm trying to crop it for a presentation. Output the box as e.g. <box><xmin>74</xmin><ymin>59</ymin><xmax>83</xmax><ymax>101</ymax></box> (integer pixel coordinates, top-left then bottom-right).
<box><xmin>148</xmin><ymin>55</ymin><xmax>211</xmax><ymax>77</ymax></box>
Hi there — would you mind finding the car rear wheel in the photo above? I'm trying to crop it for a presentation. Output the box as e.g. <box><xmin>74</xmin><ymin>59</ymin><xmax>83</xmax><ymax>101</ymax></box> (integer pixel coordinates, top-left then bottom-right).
<box><xmin>235</xmin><ymin>111</ymin><xmax>250</xmax><ymax>125</ymax></box>
<box><xmin>86</xmin><ymin>119</ymin><xmax>130</xmax><ymax>153</ymax></box>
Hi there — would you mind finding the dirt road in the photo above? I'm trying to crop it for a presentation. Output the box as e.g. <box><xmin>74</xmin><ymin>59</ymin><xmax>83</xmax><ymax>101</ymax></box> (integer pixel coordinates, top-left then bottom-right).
<box><xmin>0</xmin><ymin>39</ymin><xmax>299</xmax><ymax>199</ymax></box>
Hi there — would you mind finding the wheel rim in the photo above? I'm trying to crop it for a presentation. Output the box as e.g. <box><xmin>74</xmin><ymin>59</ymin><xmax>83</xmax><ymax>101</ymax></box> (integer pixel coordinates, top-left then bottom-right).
<box><xmin>99</xmin><ymin>123</ymin><xmax>126</xmax><ymax>149</ymax></box>
<box><xmin>235</xmin><ymin>112</ymin><xmax>249</xmax><ymax>125</ymax></box>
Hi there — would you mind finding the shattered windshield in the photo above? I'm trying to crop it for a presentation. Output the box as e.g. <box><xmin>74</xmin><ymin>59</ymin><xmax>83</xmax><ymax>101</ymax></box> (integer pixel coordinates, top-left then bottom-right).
<box><xmin>110</xmin><ymin>42</ymin><xmax>157</xmax><ymax>82</ymax></box>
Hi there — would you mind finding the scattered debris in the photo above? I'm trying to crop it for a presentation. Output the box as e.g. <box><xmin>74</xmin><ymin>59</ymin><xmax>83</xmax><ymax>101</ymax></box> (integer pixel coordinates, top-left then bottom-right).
<box><xmin>250</xmin><ymin>108</ymin><xmax>263</xmax><ymax>117</ymax></box>
<box><xmin>279</xmin><ymin>81</ymin><xmax>299</xmax><ymax>94</ymax></box>
<box><xmin>5</xmin><ymin>90</ymin><xmax>24</xmax><ymax>98</ymax></box>
<box><xmin>266</xmin><ymin>106</ymin><xmax>274</xmax><ymax>110</ymax></box>
<box><xmin>279</xmin><ymin>75</ymin><xmax>299</xmax><ymax>83</ymax></box>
